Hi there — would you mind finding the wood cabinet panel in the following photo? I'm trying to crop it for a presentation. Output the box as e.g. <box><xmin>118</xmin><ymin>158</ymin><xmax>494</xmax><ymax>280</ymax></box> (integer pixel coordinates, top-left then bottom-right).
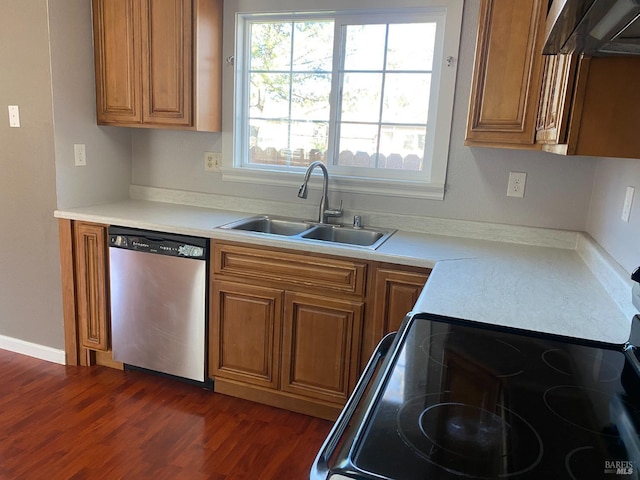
<box><xmin>375</xmin><ymin>268</ymin><xmax>429</xmax><ymax>335</ymax></box>
<box><xmin>214</xmin><ymin>243</ymin><xmax>367</xmax><ymax>296</ymax></box>
<box><xmin>92</xmin><ymin>0</ymin><xmax>141</xmax><ymax>123</ymax></box>
<box><xmin>465</xmin><ymin>0</ymin><xmax>546</xmax><ymax>147</ymax></box>
<box><xmin>281</xmin><ymin>292</ymin><xmax>363</xmax><ymax>404</ymax></box>
<box><xmin>362</xmin><ymin>265</ymin><xmax>430</xmax><ymax>367</ymax></box>
<box><xmin>536</xmin><ymin>53</ymin><xmax>577</xmax><ymax>146</ymax></box>
<box><xmin>74</xmin><ymin>222</ymin><xmax>110</xmax><ymax>351</ymax></box>
<box><xmin>58</xmin><ymin>219</ymin><xmax>80</xmax><ymax>365</ymax></box>
<box><xmin>141</xmin><ymin>0</ymin><xmax>192</xmax><ymax>126</ymax></box>
<box><xmin>210</xmin><ymin>281</ymin><xmax>282</xmax><ymax>388</ymax></box>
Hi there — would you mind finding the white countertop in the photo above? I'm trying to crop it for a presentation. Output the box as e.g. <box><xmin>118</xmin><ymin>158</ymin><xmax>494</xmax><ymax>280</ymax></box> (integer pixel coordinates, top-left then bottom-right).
<box><xmin>55</xmin><ymin>199</ymin><xmax>633</xmax><ymax>345</ymax></box>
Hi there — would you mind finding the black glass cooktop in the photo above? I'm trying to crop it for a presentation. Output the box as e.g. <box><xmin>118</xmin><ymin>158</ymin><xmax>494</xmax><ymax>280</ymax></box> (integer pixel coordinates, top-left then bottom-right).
<box><xmin>335</xmin><ymin>314</ymin><xmax>640</xmax><ymax>479</ymax></box>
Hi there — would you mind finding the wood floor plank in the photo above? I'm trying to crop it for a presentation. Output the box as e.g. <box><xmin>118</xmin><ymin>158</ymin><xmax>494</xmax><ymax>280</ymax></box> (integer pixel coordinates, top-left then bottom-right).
<box><xmin>0</xmin><ymin>349</ymin><xmax>332</xmax><ymax>479</ymax></box>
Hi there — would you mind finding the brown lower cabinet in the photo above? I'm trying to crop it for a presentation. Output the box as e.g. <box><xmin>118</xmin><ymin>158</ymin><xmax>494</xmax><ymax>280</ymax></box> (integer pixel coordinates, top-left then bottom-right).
<box><xmin>362</xmin><ymin>264</ymin><xmax>431</xmax><ymax>369</ymax></box>
<box><xmin>209</xmin><ymin>242</ymin><xmax>369</xmax><ymax>419</ymax></box>
<box><xmin>58</xmin><ymin>219</ymin><xmax>112</xmax><ymax>367</ymax></box>
<box><xmin>209</xmin><ymin>241</ymin><xmax>430</xmax><ymax>419</ymax></box>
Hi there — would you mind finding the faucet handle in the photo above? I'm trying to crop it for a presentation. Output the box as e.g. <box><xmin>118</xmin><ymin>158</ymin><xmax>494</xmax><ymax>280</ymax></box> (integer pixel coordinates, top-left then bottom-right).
<box><xmin>353</xmin><ymin>215</ymin><xmax>362</xmax><ymax>228</ymax></box>
<box><xmin>324</xmin><ymin>200</ymin><xmax>343</xmax><ymax>218</ymax></box>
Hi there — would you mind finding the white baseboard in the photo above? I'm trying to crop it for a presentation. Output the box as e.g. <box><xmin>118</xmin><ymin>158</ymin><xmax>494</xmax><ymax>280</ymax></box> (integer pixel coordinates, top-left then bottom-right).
<box><xmin>0</xmin><ymin>335</ymin><xmax>66</xmax><ymax>365</ymax></box>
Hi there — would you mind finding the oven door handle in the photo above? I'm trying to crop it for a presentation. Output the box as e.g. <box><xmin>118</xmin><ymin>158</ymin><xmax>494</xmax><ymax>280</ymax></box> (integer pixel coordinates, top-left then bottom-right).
<box><xmin>310</xmin><ymin>332</ymin><xmax>396</xmax><ymax>480</ymax></box>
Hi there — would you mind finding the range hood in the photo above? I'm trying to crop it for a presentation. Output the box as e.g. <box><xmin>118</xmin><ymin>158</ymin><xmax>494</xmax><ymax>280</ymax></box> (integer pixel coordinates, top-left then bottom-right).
<box><xmin>544</xmin><ymin>0</ymin><xmax>640</xmax><ymax>55</ymax></box>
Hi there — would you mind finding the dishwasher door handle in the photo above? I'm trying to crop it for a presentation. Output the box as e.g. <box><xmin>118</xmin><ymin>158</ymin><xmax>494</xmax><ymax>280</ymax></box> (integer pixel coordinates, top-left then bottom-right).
<box><xmin>310</xmin><ymin>332</ymin><xmax>396</xmax><ymax>480</ymax></box>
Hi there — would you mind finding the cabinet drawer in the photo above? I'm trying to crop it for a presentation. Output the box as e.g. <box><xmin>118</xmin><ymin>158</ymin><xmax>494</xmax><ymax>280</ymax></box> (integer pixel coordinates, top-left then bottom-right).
<box><xmin>213</xmin><ymin>243</ymin><xmax>366</xmax><ymax>296</ymax></box>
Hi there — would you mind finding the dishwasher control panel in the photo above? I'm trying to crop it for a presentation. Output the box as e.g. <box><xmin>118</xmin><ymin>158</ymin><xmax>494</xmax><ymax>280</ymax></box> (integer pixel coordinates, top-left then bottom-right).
<box><xmin>109</xmin><ymin>226</ymin><xmax>208</xmax><ymax>259</ymax></box>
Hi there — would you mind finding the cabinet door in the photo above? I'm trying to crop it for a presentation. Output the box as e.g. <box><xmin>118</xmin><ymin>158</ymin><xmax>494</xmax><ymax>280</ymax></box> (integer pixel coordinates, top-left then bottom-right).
<box><xmin>92</xmin><ymin>0</ymin><xmax>142</xmax><ymax>124</ymax></box>
<box><xmin>140</xmin><ymin>0</ymin><xmax>193</xmax><ymax>126</ymax></box>
<box><xmin>363</xmin><ymin>266</ymin><xmax>430</xmax><ymax>367</ymax></box>
<box><xmin>536</xmin><ymin>54</ymin><xmax>578</xmax><ymax>146</ymax></box>
<box><xmin>282</xmin><ymin>292</ymin><xmax>363</xmax><ymax>404</ymax></box>
<box><xmin>74</xmin><ymin>222</ymin><xmax>110</xmax><ymax>351</ymax></box>
<box><xmin>465</xmin><ymin>0</ymin><xmax>546</xmax><ymax>147</ymax></box>
<box><xmin>210</xmin><ymin>281</ymin><xmax>283</xmax><ymax>389</ymax></box>
<box><xmin>374</xmin><ymin>267</ymin><xmax>430</xmax><ymax>335</ymax></box>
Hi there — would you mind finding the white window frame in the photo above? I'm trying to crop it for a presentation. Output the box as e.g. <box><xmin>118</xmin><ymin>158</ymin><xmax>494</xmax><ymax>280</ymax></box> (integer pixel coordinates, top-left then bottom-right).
<box><xmin>222</xmin><ymin>0</ymin><xmax>463</xmax><ymax>200</ymax></box>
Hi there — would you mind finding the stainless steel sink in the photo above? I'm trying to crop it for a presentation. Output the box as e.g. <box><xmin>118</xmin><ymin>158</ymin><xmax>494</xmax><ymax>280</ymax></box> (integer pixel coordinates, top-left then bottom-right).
<box><xmin>220</xmin><ymin>215</ymin><xmax>313</xmax><ymax>236</ymax></box>
<box><xmin>219</xmin><ymin>215</ymin><xmax>395</xmax><ymax>250</ymax></box>
<box><xmin>302</xmin><ymin>224</ymin><xmax>389</xmax><ymax>248</ymax></box>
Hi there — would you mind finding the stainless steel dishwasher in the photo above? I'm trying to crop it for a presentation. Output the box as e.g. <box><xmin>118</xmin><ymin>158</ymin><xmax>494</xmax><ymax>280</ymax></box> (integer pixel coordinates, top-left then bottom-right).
<box><xmin>109</xmin><ymin>226</ymin><xmax>208</xmax><ymax>383</ymax></box>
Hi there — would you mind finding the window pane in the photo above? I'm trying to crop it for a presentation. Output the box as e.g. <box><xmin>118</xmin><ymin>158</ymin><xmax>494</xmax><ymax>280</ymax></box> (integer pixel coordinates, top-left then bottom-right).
<box><xmin>378</xmin><ymin>125</ymin><xmax>425</xmax><ymax>169</ymax></box>
<box><xmin>341</xmin><ymin>73</ymin><xmax>382</xmax><ymax>122</ymax></box>
<box><xmin>344</xmin><ymin>24</ymin><xmax>386</xmax><ymax>71</ymax></box>
<box><xmin>249</xmin><ymin>119</ymin><xmax>328</xmax><ymax>168</ymax></box>
<box><xmin>335</xmin><ymin>123</ymin><xmax>379</xmax><ymax>166</ymax></box>
<box><xmin>386</xmin><ymin>23</ymin><xmax>436</xmax><ymax>71</ymax></box>
<box><xmin>250</xmin><ymin>119</ymin><xmax>288</xmax><ymax>151</ymax></box>
<box><xmin>249</xmin><ymin>72</ymin><xmax>291</xmax><ymax>118</ymax></box>
<box><xmin>250</xmin><ymin>22</ymin><xmax>292</xmax><ymax>71</ymax></box>
<box><xmin>248</xmin><ymin>20</ymin><xmax>333</xmax><ymax>168</ymax></box>
<box><xmin>292</xmin><ymin>21</ymin><xmax>334</xmax><ymax>71</ymax></box>
<box><xmin>335</xmin><ymin>21</ymin><xmax>438</xmax><ymax>174</ymax></box>
<box><xmin>291</xmin><ymin>73</ymin><xmax>332</xmax><ymax>120</ymax></box>
<box><xmin>290</xmin><ymin>121</ymin><xmax>329</xmax><ymax>166</ymax></box>
<box><xmin>382</xmin><ymin>73</ymin><xmax>431</xmax><ymax>124</ymax></box>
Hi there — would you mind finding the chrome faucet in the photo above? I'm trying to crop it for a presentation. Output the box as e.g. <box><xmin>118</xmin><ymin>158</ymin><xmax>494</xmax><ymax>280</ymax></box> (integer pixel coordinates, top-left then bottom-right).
<box><xmin>297</xmin><ymin>161</ymin><xmax>343</xmax><ymax>224</ymax></box>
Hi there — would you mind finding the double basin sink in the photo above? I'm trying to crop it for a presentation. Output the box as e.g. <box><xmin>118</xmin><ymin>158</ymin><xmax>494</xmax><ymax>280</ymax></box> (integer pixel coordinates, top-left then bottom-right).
<box><xmin>219</xmin><ymin>215</ymin><xmax>395</xmax><ymax>250</ymax></box>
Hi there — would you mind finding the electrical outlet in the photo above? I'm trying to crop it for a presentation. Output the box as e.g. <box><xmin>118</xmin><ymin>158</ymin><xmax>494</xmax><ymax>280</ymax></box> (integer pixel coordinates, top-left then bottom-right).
<box><xmin>622</xmin><ymin>186</ymin><xmax>635</xmax><ymax>222</ymax></box>
<box><xmin>74</xmin><ymin>144</ymin><xmax>86</xmax><ymax>166</ymax></box>
<box><xmin>507</xmin><ymin>172</ymin><xmax>526</xmax><ymax>198</ymax></box>
<box><xmin>204</xmin><ymin>152</ymin><xmax>222</xmax><ymax>172</ymax></box>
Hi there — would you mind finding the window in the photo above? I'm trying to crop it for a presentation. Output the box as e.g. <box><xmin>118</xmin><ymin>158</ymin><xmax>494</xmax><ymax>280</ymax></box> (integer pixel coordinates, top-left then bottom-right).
<box><xmin>228</xmin><ymin>3</ymin><xmax>462</xmax><ymax>200</ymax></box>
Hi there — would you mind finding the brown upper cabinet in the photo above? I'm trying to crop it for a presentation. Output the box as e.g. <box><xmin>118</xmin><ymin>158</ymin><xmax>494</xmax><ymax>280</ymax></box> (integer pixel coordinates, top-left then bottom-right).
<box><xmin>536</xmin><ymin>54</ymin><xmax>640</xmax><ymax>158</ymax></box>
<box><xmin>467</xmin><ymin>0</ymin><xmax>640</xmax><ymax>159</ymax></box>
<box><xmin>465</xmin><ymin>0</ymin><xmax>547</xmax><ymax>148</ymax></box>
<box><xmin>92</xmin><ymin>0</ymin><xmax>222</xmax><ymax>132</ymax></box>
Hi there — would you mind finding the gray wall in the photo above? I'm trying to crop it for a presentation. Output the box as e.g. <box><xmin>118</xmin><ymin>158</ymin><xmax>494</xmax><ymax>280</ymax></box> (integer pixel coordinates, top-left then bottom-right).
<box><xmin>49</xmin><ymin>0</ymin><xmax>131</xmax><ymax>209</ymax></box>
<box><xmin>0</xmin><ymin>0</ymin><xmax>63</xmax><ymax>348</ymax></box>
<box><xmin>0</xmin><ymin>0</ymin><xmax>132</xmax><ymax>350</ymax></box>
<box><xmin>588</xmin><ymin>158</ymin><xmax>640</xmax><ymax>275</ymax></box>
<box><xmin>131</xmin><ymin>0</ymin><xmax>597</xmax><ymax>232</ymax></box>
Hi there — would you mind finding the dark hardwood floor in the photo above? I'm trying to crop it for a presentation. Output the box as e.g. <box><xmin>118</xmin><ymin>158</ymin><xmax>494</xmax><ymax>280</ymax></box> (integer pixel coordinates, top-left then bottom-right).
<box><xmin>0</xmin><ymin>349</ymin><xmax>332</xmax><ymax>479</ymax></box>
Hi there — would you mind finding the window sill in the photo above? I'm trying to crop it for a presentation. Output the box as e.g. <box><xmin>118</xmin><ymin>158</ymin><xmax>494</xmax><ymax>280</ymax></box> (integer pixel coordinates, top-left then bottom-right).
<box><xmin>221</xmin><ymin>167</ymin><xmax>445</xmax><ymax>200</ymax></box>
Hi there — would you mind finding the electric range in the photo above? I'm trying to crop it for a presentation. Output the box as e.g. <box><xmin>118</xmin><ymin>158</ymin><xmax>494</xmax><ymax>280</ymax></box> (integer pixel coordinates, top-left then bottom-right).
<box><xmin>312</xmin><ymin>313</ymin><xmax>640</xmax><ymax>479</ymax></box>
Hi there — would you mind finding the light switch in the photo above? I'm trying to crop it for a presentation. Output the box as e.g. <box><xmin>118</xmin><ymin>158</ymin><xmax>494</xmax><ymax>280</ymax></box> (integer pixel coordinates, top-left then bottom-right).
<box><xmin>8</xmin><ymin>105</ymin><xmax>20</xmax><ymax>128</ymax></box>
